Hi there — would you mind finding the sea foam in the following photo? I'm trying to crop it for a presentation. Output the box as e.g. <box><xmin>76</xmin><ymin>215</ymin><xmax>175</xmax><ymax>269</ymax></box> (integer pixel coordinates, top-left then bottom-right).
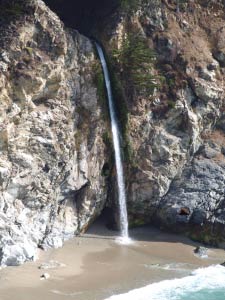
<box><xmin>105</xmin><ymin>265</ymin><xmax>225</xmax><ymax>300</ymax></box>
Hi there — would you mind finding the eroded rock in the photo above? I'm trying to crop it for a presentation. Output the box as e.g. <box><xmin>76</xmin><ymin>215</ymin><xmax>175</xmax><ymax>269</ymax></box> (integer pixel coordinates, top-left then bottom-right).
<box><xmin>100</xmin><ymin>0</ymin><xmax>225</xmax><ymax>246</ymax></box>
<box><xmin>0</xmin><ymin>0</ymin><xmax>108</xmax><ymax>265</ymax></box>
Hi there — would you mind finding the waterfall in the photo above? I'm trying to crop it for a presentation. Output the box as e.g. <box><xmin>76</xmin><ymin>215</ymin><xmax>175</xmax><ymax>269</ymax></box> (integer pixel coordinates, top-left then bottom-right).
<box><xmin>95</xmin><ymin>42</ymin><xmax>129</xmax><ymax>241</ymax></box>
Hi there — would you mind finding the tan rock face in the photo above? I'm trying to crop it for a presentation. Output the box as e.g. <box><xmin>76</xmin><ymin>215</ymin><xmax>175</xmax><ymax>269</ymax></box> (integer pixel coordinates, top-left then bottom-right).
<box><xmin>0</xmin><ymin>0</ymin><xmax>107</xmax><ymax>265</ymax></box>
<box><xmin>99</xmin><ymin>0</ymin><xmax>225</xmax><ymax>242</ymax></box>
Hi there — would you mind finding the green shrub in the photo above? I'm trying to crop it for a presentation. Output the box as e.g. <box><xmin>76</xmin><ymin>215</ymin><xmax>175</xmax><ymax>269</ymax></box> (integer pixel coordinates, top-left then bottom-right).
<box><xmin>167</xmin><ymin>100</ymin><xmax>176</xmax><ymax>109</ymax></box>
<box><xmin>92</xmin><ymin>60</ymin><xmax>109</xmax><ymax>121</ymax></box>
<box><xmin>0</xmin><ymin>1</ymin><xmax>30</xmax><ymax>21</ymax></box>
<box><xmin>120</xmin><ymin>0</ymin><xmax>140</xmax><ymax>12</ymax></box>
<box><xmin>167</xmin><ymin>78</ymin><xmax>175</xmax><ymax>88</ymax></box>
<box><xmin>102</xmin><ymin>131</ymin><xmax>112</xmax><ymax>147</ymax></box>
<box><xmin>113</xmin><ymin>31</ymin><xmax>157</xmax><ymax>100</ymax></box>
<box><xmin>120</xmin><ymin>0</ymin><xmax>149</xmax><ymax>13</ymax></box>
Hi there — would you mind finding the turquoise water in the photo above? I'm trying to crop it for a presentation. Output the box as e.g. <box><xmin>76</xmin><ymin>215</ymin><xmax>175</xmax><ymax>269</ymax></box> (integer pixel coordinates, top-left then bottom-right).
<box><xmin>181</xmin><ymin>289</ymin><xmax>225</xmax><ymax>300</ymax></box>
<box><xmin>105</xmin><ymin>265</ymin><xmax>225</xmax><ymax>300</ymax></box>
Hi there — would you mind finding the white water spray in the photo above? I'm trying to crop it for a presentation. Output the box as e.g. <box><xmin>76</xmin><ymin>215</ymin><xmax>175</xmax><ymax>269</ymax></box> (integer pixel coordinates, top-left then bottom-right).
<box><xmin>95</xmin><ymin>42</ymin><xmax>129</xmax><ymax>241</ymax></box>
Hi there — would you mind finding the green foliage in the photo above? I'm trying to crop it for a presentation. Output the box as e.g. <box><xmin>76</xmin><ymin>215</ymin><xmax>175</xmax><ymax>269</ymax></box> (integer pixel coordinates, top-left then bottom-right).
<box><xmin>110</xmin><ymin>31</ymin><xmax>158</xmax><ymax>164</ymax></box>
<box><xmin>94</xmin><ymin>47</ymin><xmax>132</xmax><ymax>165</ymax></box>
<box><xmin>123</xmin><ymin>138</ymin><xmax>135</xmax><ymax>164</ymax></box>
<box><xmin>167</xmin><ymin>100</ymin><xmax>176</xmax><ymax>109</ymax></box>
<box><xmin>102</xmin><ymin>131</ymin><xmax>112</xmax><ymax>147</ymax></box>
<box><xmin>92</xmin><ymin>60</ymin><xmax>109</xmax><ymax>120</ymax></box>
<box><xmin>167</xmin><ymin>78</ymin><xmax>175</xmax><ymax>88</ymax></box>
<box><xmin>120</xmin><ymin>0</ymin><xmax>140</xmax><ymax>12</ymax></box>
<box><xmin>106</xmin><ymin>60</ymin><xmax>133</xmax><ymax>163</ymax></box>
<box><xmin>24</xmin><ymin>47</ymin><xmax>33</xmax><ymax>55</ymax></box>
<box><xmin>188</xmin><ymin>228</ymin><xmax>223</xmax><ymax>247</ymax></box>
<box><xmin>176</xmin><ymin>0</ymin><xmax>189</xmax><ymax>12</ymax></box>
<box><xmin>5</xmin><ymin>3</ymin><xmax>23</xmax><ymax>15</ymax></box>
<box><xmin>120</xmin><ymin>0</ymin><xmax>149</xmax><ymax>14</ymax></box>
<box><xmin>110</xmin><ymin>71</ymin><xmax>128</xmax><ymax>132</ymax></box>
<box><xmin>0</xmin><ymin>1</ymin><xmax>29</xmax><ymax>21</ymax></box>
<box><xmin>129</xmin><ymin>218</ymin><xmax>146</xmax><ymax>228</ymax></box>
<box><xmin>113</xmin><ymin>32</ymin><xmax>157</xmax><ymax>99</ymax></box>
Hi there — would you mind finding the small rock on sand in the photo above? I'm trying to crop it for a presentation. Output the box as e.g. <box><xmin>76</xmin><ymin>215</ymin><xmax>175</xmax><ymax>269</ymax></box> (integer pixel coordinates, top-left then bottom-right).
<box><xmin>40</xmin><ymin>273</ymin><xmax>50</xmax><ymax>280</ymax></box>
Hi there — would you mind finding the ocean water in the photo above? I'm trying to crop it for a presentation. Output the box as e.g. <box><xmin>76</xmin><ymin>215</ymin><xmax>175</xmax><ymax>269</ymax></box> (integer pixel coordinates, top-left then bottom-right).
<box><xmin>105</xmin><ymin>265</ymin><xmax>225</xmax><ymax>300</ymax></box>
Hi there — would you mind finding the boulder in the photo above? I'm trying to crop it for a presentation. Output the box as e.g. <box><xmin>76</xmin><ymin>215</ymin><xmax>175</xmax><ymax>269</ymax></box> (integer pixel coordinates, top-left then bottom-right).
<box><xmin>194</xmin><ymin>246</ymin><xmax>208</xmax><ymax>258</ymax></box>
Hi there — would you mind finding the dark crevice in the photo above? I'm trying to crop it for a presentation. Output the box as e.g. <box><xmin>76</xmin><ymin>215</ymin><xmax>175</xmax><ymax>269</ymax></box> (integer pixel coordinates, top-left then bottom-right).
<box><xmin>43</xmin><ymin>0</ymin><xmax>120</xmax><ymax>36</ymax></box>
<box><xmin>93</xmin><ymin>207</ymin><xmax>118</xmax><ymax>231</ymax></box>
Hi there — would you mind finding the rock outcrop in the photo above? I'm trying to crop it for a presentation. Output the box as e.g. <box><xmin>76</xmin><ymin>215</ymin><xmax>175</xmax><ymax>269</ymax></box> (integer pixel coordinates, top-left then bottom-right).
<box><xmin>1</xmin><ymin>0</ymin><xmax>225</xmax><ymax>266</ymax></box>
<box><xmin>0</xmin><ymin>0</ymin><xmax>108</xmax><ymax>265</ymax></box>
<box><xmin>98</xmin><ymin>0</ymin><xmax>225</xmax><ymax>245</ymax></box>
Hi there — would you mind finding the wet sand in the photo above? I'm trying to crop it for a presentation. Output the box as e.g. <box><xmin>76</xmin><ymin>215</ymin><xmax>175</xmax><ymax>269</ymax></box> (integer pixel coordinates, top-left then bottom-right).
<box><xmin>0</xmin><ymin>220</ymin><xmax>225</xmax><ymax>300</ymax></box>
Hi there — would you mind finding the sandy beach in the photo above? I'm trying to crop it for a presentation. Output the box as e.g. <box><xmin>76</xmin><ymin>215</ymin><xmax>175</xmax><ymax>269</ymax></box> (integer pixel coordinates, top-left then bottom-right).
<box><xmin>0</xmin><ymin>219</ymin><xmax>225</xmax><ymax>300</ymax></box>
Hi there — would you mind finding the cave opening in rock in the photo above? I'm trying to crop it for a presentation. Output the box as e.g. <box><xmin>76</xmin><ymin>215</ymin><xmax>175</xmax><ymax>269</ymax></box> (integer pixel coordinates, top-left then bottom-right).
<box><xmin>43</xmin><ymin>0</ymin><xmax>119</xmax><ymax>36</ymax></box>
<box><xmin>179</xmin><ymin>207</ymin><xmax>190</xmax><ymax>216</ymax></box>
<box><xmin>90</xmin><ymin>207</ymin><xmax>118</xmax><ymax>234</ymax></box>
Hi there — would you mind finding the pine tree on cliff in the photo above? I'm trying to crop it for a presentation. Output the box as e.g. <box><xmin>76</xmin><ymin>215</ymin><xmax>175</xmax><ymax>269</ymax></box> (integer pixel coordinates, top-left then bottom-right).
<box><xmin>114</xmin><ymin>32</ymin><xmax>156</xmax><ymax>99</ymax></box>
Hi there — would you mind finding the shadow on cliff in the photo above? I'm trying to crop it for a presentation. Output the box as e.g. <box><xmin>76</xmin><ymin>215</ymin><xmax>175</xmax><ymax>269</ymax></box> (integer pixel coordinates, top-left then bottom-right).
<box><xmin>81</xmin><ymin>210</ymin><xmax>213</xmax><ymax>250</ymax></box>
<box><xmin>43</xmin><ymin>0</ymin><xmax>119</xmax><ymax>36</ymax></box>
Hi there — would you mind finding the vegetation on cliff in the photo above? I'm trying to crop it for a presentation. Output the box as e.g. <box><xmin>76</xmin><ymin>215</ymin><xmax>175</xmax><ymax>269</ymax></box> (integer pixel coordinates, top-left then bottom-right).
<box><xmin>0</xmin><ymin>0</ymin><xmax>31</xmax><ymax>21</ymax></box>
<box><xmin>113</xmin><ymin>31</ymin><xmax>156</xmax><ymax>100</ymax></box>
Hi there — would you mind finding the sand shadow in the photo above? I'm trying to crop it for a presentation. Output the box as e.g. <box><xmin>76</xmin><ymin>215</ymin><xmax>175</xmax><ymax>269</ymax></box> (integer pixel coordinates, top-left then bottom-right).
<box><xmin>83</xmin><ymin>212</ymin><xmax>222</xmax><ymax>252</ymax></box>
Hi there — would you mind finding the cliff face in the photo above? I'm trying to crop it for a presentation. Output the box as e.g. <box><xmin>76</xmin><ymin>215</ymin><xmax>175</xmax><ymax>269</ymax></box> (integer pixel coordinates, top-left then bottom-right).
<box><xmin>0</xmin><ymin>0</ymin><xmax>108</xmax><ymax>265</ymax></box>
<box><xmin>1</xmin><ymin>0</ymin><xmax>225</xmax><ymax>266</ymax></box>
<box><xmin>100</xmin><ymin>0</ymin><xmax>225</xmax><ymax>245</ymax></box>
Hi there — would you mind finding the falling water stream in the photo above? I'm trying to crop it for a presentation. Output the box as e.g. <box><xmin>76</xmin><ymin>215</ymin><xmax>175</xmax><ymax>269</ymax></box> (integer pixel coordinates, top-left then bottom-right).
<box><xmin>95</xmin><ymin>42</ymin><xmax>129</xmax><ymax>241</ymax></box>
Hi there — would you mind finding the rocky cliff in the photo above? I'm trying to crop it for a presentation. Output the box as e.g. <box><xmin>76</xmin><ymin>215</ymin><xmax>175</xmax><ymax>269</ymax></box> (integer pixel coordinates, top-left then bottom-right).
<box><xmin>1</xmin><ymin>0</ymin><xmax>225</xmax><ymax>266</ymax></box>
<box><xmin>0</xmin><ymin>0</ymin><xmax>108</xmax><ymax>265</ymax></box>
<box><xmin>99</xmin><ymin>0</ymin><xmax>225</xmax><ymax>246</ymax></box>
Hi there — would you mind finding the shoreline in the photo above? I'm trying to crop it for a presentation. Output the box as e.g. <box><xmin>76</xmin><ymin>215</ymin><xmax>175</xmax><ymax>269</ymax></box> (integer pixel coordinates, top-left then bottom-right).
<box><xmin>0</xmin><ymin>222</ymin><xmax>225</xmax><ymax>300</ymax></box>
